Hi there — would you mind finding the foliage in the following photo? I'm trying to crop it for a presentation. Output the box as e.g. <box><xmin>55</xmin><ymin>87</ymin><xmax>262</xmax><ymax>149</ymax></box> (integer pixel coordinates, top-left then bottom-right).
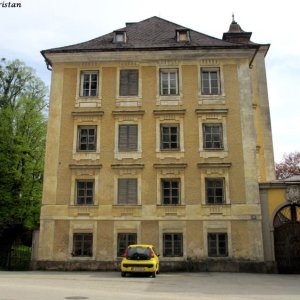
<box><xmin>275</xmin><ymin>151</ymin><xmax>300</xmax><ymax>179</ymax></box>
<box><xmin>0</xmin><ymin>58</ymin><xmax>48</xmax><ymax>234</ymax></box>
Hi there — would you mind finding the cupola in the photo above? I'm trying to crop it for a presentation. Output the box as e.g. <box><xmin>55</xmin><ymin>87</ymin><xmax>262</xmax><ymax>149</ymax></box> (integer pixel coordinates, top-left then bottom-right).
<box><xmin>222</xmin><ymin>14</ymin><xmax>252</xmax><ymax>43</ymax></box>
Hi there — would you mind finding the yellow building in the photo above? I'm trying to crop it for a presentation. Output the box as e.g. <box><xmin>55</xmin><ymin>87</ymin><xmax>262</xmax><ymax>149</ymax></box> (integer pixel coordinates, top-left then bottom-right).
<box><xmin>36</xmin><ymin>16</ymin><xmax>277</xmax><ymax>271</ymax></box>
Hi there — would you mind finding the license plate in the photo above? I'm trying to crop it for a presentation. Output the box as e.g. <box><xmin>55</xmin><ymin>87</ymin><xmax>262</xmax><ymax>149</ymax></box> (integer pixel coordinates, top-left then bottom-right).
<box><xmin>133</xmin><ymin>267</ymin><xmax>144</xmax><ymax>271</ymax></box>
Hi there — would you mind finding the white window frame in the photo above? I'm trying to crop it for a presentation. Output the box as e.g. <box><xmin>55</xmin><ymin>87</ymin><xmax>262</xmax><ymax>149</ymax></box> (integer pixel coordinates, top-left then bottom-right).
<box><xmin>198</xmin><ymin>64</ymin><xmax>225</xmax><ymax>105</ymax></box>
<box><xmin>201</xmin><ymin>67</ymin><xmax>221</xmax><ymax>95</ymax></box>
<box><xmin>156</xmin><ymin>65</ymin><xmax>183</xmax><ymax>106</ymax></box>
<box><xmin>75</xmin><ymin>69</ymin><xmax>102</xmax><ymax>108</ymax></box>
<box><xmin>160</xmin><ymin>68</ymin><xmax>179</xmax><ymax>96</ymax></box>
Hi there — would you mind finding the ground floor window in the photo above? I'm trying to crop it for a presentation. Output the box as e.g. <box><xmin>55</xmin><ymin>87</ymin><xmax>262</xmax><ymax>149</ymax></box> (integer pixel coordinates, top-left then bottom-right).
<box><xmin>163</xmin><ymin>233</ymin><xmax>183</xmax><ymax>257</ymax></box>
<box><xmin>117</xmin><ymin>233</ymin><xmax>137</xmax><ymax>257</ymax></box>
<box><xmin>72</xmin><ymin>233</ymin><xmax>93</xmax><ymax>257</ymax></box>
<box><xmin>207</xmin><ymin>233</ymin><xmax>228</xmax><ymax>257</ymax></box>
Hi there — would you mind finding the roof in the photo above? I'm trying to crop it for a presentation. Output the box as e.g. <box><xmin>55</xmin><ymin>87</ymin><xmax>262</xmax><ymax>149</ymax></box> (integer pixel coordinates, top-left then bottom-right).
<box><xmin>42</xmin><ymin>16</ymin><xmax>262</xmax><ymax>55</ymax></box>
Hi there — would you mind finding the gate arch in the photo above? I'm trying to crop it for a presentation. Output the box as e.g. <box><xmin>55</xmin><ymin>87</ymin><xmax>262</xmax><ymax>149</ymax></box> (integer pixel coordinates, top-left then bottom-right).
<box><xmin>273</xmin><ymin>204</ymin><xmax>300</xmax><ymax>273</ymax></box>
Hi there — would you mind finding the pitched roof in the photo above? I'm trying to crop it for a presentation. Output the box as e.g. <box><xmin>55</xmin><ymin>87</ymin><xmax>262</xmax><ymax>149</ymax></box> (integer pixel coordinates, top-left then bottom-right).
<box><xmin>42</xmin><ymin>16</ymin><xmax>260</xmax><ymax>55</ymax></box>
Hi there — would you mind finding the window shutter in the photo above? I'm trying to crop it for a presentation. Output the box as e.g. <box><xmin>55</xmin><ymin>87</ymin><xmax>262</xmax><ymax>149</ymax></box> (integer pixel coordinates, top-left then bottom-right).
<box><xmin>119</xmin><ymin>70</ymin><xmax>129</xmax><ymax>96</ymax></box>
<box><xmin>119</xmin><ymin>125</ymin><xmax>138</xmax><ymax>151</ymax></box>
<box><xmin>120</xmin><ymin>70</ymin><xmax>138</xmax><ymax>96</ymax></box>
<box><xmin>118</xmin><ymin>179</ymin><xmax>137</xmax><ymax>204</ymax></box>
<box><xmin>128</xmin><ymin>125</ymin><xmax>137</xmax><ymax>150</ymax></box>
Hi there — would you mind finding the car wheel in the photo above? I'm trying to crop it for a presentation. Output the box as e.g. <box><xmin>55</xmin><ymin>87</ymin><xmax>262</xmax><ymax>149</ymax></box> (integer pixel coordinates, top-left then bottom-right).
<box><xmin>152</xmin><ymin>271</ymin><xmax>156</xmax><ymax>278</ymax></box>
<box><xmin>121</xmin><ymin>272</ymin><xmax>126</xmax><ymax>277</ymax></box>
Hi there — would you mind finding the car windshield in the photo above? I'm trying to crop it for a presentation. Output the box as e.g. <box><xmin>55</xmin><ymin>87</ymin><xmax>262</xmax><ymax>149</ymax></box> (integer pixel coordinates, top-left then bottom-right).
<box><xmin>127</xmin><ymin>247</ymin><xmax>151</xmax><ymax>260</ymax></box>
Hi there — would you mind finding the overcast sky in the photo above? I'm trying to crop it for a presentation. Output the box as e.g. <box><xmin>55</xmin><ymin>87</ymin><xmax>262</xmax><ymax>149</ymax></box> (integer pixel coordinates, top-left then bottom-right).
<box><xmin>1</xmin><ymin>0</ymin><xmax>299</xmax><ymax>162</ymax></box>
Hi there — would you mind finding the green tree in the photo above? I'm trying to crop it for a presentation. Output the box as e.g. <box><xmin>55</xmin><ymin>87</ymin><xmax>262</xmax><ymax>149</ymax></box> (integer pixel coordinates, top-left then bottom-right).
<box><xmin>275</xmin><ymin>151</ymin><xmax>300</xmax><ymax>179</ymax></box>
<box><xmin>0</xmin><ymin>58</ymin><xmax>47</xmax><ymax>237</ymax></box>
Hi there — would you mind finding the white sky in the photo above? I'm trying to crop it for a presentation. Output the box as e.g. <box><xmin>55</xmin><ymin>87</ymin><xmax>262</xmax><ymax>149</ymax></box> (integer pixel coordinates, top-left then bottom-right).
<box><xmin>1</xmin><ymin>0</ymin><xmax>299</xmax><ymax>162</ymax></box>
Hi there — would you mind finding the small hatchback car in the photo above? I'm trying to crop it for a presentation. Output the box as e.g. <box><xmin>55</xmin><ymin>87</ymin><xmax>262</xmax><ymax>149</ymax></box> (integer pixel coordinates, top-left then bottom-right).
<box><xmin>120</xmin><ymin>244</ymin><xmax>160</xmax><ymax>277</ymax></box>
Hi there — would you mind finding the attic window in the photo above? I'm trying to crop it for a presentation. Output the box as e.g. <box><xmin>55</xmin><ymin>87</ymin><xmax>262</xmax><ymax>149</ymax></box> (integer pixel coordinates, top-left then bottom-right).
<box><xmin>114</xmin><ymin>31</ymin><xmax>126</xmax><ymax>43</ymax></box>
<box><xmin>176</xmin><ymin>29</ymin><xmax>190</xmax><ymax>42</ymax></box>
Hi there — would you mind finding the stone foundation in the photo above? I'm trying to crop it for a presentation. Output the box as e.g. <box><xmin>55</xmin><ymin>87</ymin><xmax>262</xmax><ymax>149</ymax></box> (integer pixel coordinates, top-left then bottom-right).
<box><xmin>32</xmin><ymin>259</ymin><xmax>277</xmax><ymax>273</ymax></box>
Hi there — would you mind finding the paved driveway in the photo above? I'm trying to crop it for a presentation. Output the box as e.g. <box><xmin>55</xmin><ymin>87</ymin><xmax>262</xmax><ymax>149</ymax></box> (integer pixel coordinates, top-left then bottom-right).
<box><xmin>0</xmin><ymin>271</ymin><xmax>300</xmax><ymax>300</ymax></box>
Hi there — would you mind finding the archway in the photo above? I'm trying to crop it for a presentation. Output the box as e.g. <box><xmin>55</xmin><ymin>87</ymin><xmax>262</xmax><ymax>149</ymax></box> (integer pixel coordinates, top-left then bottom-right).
<box><xmin>273</xmin><ymin>204</ymin><xmax>300</xmax><ymax>273</ymax></box>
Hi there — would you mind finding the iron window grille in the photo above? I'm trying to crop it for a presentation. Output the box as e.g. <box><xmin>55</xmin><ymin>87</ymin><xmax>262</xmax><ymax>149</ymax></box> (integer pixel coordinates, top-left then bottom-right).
<box><xmin>207</xmin><ymin>233</ymin><xmax>228</xmax><ymax>257</ymax></box>
<box><xmin>117</xmin><ymin>233</ymin><xmax>137</xmax><ymax>257</ymax></box>
<box><xmin>163</xmin><ymin>233</ymin><xmax>183</xmax><ymax>257</ymax></box>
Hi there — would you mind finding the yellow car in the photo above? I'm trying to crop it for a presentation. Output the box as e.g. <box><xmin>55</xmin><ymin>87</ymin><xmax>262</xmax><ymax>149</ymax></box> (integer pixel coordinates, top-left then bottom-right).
<box><xmin>120</xmin><ymin>244</ymin><xmax>160</xmax><ymax>277</ymax></box>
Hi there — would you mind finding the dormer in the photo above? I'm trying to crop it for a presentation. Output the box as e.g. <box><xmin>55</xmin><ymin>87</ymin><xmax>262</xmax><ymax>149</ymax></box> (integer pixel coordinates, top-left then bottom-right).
<box><xmin>114</xmin><ymin>30</ymin><xmax>127</xmax><ymax>43</ymax></box>
<box><xmin>176</xmin><ymin>28</ymin><xmax>190</xmax><ymax>42</ymax></box>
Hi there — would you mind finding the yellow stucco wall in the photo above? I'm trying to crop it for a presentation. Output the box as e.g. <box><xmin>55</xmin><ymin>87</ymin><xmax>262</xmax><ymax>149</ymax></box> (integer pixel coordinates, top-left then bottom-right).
<box><xmin>38</xmin><ymin>49</ymin><xmax>273</xmax><ymax>265</ymax></box>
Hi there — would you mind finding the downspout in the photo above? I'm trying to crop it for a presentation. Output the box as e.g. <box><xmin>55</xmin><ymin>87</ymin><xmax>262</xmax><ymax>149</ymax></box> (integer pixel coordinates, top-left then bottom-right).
<box><xmin>249</xmin><ymin>46</ymin><xmax>259</xmax><ymax>69</ymax></box>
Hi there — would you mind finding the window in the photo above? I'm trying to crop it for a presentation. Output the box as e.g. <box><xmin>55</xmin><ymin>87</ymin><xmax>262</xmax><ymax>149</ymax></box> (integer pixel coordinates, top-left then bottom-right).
<box><xmin>118</xmin><ymin>124</ymin><xmax>138</xmax><ymax>152</ymax></box>
<box><xmin>161</xmin><ymin>179</ymin><xmax>180</xmax><ymax>205</ymax></box>
<box><xmin>160</xmin><ymin>124</ymin><xmax>180</xmax><ymax>150</ymax></box>
<box><xmin>176</xmin><ymin>29</ymin><xmax>190</xmax><ymax>42</ymax></box>
<box><xmin>114</xmin><ymin>31</ymin><xmax>126</xmax><ymax>43</ymax></box>
<box><xmin>160</xmin><ymin>69</ymin><xmax>179</xmax><ymax>95</ymax></box>
<box><xmin>117</xmin><ymin>233</ymin><xmax>137</xmax><ymax>257</ymax></box>
<box><xmin>72</xmin><ymin>233</ymin><xmax>93</xmax><ymax>257</ymax></box>
<box><xmin>201</xmin><ymin>68</ymin><xmax>220</xmax><ymax>95</ymax></box>
<box><xmin>76</xmin><ymin>180</ymin><xmax>94</xmax><ymax>205</ymax></box>
<box><xmin>203</xmin><ymin>124</ymin><xmax>223</xmax><ymax>149</ymax></box>
<box><xmin>208</xmin><ymin>233</ymin><xmax>228</xmax><ymax>257</ymax></box>
<box><xmin>119</xmin><ymin>70</ymin><xmax>139</xmax><ymax>96</ymax></box>
<box><xmin>77</xmin><ymin>126</ymin><xmax>97</xmax><ymax>151</ymax></box>
<box><xmin>80</xmin><ymin>71</ymin><xmax>98</xmax><ymax>97</ymax></box>
<box><xmin>206</xmin><ymin>178</ymin><xmax>225</xmax><ymax>204</ymax></box>
<box><xmin>163</xmin><ymin>233</ymin><xmax>183</xmax><ymax>257</ymax></box>
<box><xmin>118</xmin><ymin>178</ymin><xmax>137</xmax><ymax>204</ymax></box>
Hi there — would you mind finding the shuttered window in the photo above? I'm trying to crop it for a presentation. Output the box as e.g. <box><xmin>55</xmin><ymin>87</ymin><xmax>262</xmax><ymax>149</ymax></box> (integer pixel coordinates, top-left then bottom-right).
<box><xmin>118</xmin><ymin>179</ymin><xmax>137</xmax><ymax>204</ymax></box>
<box><xmin>118</xmin><ymin>125</ymin><xmax>138</xmax><ymax>151</ymax></box>
<box><xmin>119</xmin><ymin>70</ymin><xmax>139</xmax><ymax>96</ymax></box>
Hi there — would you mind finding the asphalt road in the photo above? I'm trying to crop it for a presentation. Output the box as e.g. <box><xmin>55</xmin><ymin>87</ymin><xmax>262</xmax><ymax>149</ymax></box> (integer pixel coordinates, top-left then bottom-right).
<box><xmin>0</xmin><ymin>271</ymin><xmax>300</xmax><ymax>300</ymax></box>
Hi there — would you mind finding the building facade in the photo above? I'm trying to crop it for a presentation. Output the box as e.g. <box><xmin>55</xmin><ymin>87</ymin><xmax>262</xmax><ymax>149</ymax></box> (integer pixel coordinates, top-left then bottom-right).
<box><xmin>36</xmin><ymin>16</ymin><xmax>276</xmax><ymax>271</ymax></box>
